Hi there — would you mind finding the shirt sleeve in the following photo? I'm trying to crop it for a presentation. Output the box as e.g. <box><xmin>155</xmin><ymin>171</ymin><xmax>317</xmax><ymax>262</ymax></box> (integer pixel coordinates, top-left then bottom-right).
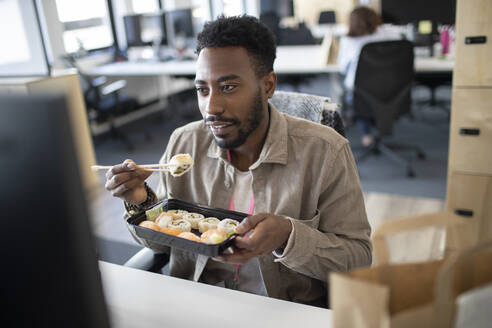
<box><xmin>121</xmin><ymin>131</ymin><xmax>178</xmax><ymax>253</ymax></box>
<box><xmin>273</xmin><ymin>143</ymin><xmax>372</xmax><ymax>281</ymax></box>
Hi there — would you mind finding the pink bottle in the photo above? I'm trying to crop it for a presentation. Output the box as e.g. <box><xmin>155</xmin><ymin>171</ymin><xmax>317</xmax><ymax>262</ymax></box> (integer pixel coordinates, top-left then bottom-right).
<box><xmin>440</xmin><ymin>27</ymin><xmax>450</xmax><ymax>55</ymax></box>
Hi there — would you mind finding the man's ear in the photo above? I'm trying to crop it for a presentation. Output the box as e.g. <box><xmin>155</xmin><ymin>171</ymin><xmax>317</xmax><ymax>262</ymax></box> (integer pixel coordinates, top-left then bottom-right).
<box><xmin>262</xmin><ymin>71</ymin><xmax>277</xmax><ymax>99</ymax></box>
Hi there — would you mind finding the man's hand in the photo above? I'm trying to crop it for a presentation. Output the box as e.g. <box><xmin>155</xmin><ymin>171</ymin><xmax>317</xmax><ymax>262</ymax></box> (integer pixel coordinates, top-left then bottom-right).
<box><xmin>104</xmin><ymin>159</ymin><xmax>152</xmax><ymax>205</ymax></box>
<box><xmin>214</xmin><ymin>213</ymin><xmax>293</xmax><ymax>264</ymax></box>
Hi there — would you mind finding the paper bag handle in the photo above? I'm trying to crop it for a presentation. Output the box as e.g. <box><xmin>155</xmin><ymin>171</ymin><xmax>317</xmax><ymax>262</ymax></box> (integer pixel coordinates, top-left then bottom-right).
<box><xmin>372</xmin><ymin>211</ymin><xmax>464</xmax><ymax>265</ymax></box>
<box><xmin>433</xmin><ymin>240</ymin><xmax>492</xmax><ymax>328</ymax></box>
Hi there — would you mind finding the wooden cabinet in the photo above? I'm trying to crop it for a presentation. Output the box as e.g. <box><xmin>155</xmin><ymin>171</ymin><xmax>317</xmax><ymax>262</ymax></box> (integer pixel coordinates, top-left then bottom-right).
<box><xmin>448</xmin><ymin>89</ymin><xmax>492</xmax><ymax>176</ymax></box>
<box><xmin>453</xmin><ymin>0</ymin><xmax>492</xmax><ymax>86</ymax></box>
<box><xmin>446</xmin><ymin>0</ymin><xmax>492</xmax><ymax>249</ymax></box>
<box><xmin>446</xmin><ymin>173</ymin><xmax>492</xmax><ymax>249</ymax></box>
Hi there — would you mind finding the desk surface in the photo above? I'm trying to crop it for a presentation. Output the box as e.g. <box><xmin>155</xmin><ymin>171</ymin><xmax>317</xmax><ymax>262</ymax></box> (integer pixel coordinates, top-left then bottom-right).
<box><xmin>89</xmin><ymin>45</ymin><xmax>454</xmax><ymax>77</ymax></box>
<box><xmin>99</xmin><ymin>261</ymin><xmax>333</xmax><ymax>328</ymax></box>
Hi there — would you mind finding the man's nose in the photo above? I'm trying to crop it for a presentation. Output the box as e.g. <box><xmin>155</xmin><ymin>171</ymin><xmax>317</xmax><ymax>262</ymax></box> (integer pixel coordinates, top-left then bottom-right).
<box><xmin>204</xmin><ymin>90</ymin><xmax>225</xmax><ymax>116</ymax></box>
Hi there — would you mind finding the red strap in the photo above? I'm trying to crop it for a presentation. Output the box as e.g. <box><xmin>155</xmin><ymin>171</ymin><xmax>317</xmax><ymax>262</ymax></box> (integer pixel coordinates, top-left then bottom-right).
<box><xmin>226</xmin><ymin>150</ymin><xmax>255</xmax><ymax>283</ymax></box>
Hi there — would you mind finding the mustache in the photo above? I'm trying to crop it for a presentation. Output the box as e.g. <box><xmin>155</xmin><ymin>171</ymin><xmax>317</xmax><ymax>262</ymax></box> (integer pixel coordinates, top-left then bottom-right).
<box><xmin>204</xmin><ymin>115</ymin><xmax>239</xmax><ymax>125</ymax></box>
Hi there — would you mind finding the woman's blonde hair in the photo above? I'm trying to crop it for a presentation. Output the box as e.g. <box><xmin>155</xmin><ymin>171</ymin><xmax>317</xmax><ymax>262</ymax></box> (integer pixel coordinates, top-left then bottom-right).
<box><xmin>348</xmin><ymin>6</ymin><xmax>382</xmax><ymax>37</ymax></box>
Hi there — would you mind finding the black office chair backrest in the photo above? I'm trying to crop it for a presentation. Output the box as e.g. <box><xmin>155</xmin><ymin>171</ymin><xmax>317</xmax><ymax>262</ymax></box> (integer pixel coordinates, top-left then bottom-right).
<box><xmin>260</xmin><ymin>11</ymin><xmax>281</xmax><ymax>39</ymax></box>
<box><xmin>353</xmin><ymin>40</ymin><xmax>414</xmax><ymax>136</ymax></box>
<box><xmin>278</xmin><ymin>23</ymin><xmax>316</xmax><ymax>46</ymax></box>
<box><xmin>318</xmin><ymin>10</ymin><xmax>336</xmax><ymax>24</ymax></box>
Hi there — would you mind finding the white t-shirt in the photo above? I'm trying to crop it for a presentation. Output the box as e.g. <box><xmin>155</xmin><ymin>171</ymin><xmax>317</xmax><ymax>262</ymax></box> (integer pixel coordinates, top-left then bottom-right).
<box><xmin>337</xmin><ymin>25</ymin><xmax>402</xmax><ymax>90</ymax></box>
<box><xmin>201</xmin><ymin>167</ymin><xmax>268</xmax><ymax>296</ymax></box>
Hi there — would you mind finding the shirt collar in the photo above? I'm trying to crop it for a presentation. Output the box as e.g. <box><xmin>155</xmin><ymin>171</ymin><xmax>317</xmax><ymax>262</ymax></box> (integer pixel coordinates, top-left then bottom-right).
<box><xmin>206</xmin><ymin>102</ymin><xmax>288</xmax><ymax>167</ymax></box>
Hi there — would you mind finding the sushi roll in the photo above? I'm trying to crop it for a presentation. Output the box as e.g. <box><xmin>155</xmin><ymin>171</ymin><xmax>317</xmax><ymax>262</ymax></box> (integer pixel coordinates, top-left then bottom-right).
<box><xmin>166</xmin><ymin>209</ymin><xmax>188</xmax><ymax>219</ymax></box>
<box><xmin>217</xmin><ymin>218</ymin><xmax>240</xmax><ymax>235</ymax></box>
<box><xmin>183</xmin><ymin>212</ymin><xmax>205</xmax><ymax>229</ymax></box>
<box><xmin>155</xmin><ymin>213</ymin><xmax>173</xmax><ymax>230</ymax></box>
<box><xmin>198</xmin><ymin>217</ymin><xmax>220</xmax><ymax>233</ymax></box>
<box><xmin>138</xmin><ymin>220</ymin><xmax>161</xmax><ymax>232</ymax></box>
<box><xmin>200</xmin><ymin>229</ymin><xmax>228</xmax><ymax>244</ymax></box>
<box><xmin>178</xmin><ymin>232</ymin><xmax>201</xmax><ymax>242</ymax></box>
<box><xmin>168</xmin><ymin>219</ymin><xmax>192</xmax><ymax>232</ymax></box>
<box><xmin>169</xmin><ymin>153</ymin><xmax>194</xmax><ymax>177</ymax></box>
<box><xmin>160</xmin><ymin>226</ymin><xmax>181</xmax><ymax>236</ymax></box>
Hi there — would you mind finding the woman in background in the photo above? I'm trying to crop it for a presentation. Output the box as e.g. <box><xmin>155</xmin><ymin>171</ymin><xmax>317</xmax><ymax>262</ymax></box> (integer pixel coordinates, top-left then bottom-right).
<box><xmin>338</xmin><ymin>6</ymin><xmax>401</xmax><ymax>146</ymax></box>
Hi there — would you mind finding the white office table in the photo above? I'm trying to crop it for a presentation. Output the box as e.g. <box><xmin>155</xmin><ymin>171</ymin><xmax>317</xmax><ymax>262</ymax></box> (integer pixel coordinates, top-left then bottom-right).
<box><xmin>88</xmin><ymin>46</ymin><xmax>338</xmax><ymax>76</ymax></box>
<box><xmin>89</xmin><ymin>45</ymin><xmax>454</xmax><ymax>77</ymax></box>
<box><xmin>99</xmin><ymin>261</ymin><xmax>333</xmax><ymax>328</ymax></box>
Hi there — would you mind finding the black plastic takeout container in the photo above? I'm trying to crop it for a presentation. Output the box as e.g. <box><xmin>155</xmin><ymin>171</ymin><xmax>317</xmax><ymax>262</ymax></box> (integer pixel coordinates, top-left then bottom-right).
<box><xmin>127</xmin><ymin>198</ymin><xmax>248</xmax><ymax>257</ymax></box>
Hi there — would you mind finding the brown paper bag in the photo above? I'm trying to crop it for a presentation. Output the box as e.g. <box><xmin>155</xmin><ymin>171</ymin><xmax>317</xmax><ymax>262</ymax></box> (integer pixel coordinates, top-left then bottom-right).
<box><xmin>372</xmin><ymin>211</ymin><xmax>465</xmax><ymax>265</ymax></box>
<box><xmin>330</xmin><ymin>240</ymin><xmax>492</xmax><ymax>328</ymax></box>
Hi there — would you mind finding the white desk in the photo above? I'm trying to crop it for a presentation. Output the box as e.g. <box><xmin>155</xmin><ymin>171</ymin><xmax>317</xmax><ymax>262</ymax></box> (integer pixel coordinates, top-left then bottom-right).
<box><xmin>89</xmin><ymin>45</ymin><xmax>454</xmax><ymax>77</ymax></box>
<box><xmin>413</xmin><ymin>56</ymin><xmax>455</xmax><ymax>73</ymax></box>
<box><xmin>88</xmin><ymin>46</ymin><xmax>339</xmax><ymax>76</ymax></box>
<box><xmin>99</xmin><ymin>261</ymin><xmax>333</xmax><ymax>328</ymax></box>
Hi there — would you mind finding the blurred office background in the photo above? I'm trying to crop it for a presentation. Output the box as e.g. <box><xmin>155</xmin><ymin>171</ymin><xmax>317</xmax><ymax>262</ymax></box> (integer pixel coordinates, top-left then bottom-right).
<box><xmin>0</xmin><ymin>0</ymin><xmax>456</xmax><ymax>263</ymax></box>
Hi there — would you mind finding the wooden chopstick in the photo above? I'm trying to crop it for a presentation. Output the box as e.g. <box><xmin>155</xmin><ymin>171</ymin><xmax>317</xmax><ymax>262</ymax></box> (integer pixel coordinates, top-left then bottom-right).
<box><xmin>139</xmin><ymin>163</ymin><xmax>178</xmax><ymax>168</ymax></box>
<box><xmin>143</xmin><ymin>168</ymin><xmax>171</xmax><ymax>172</ymax></box>
<box><xmin>91</xmin><ymin>163</ymin><xmax>177</xmax><ymax>171</ymax></box>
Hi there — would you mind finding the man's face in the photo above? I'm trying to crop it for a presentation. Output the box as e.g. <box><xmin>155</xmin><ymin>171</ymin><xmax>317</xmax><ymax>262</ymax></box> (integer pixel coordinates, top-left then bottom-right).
<box><xmin>195</xmin><ymin>47</ymin><xmax>266</xmax><ymax>149</ymax></box>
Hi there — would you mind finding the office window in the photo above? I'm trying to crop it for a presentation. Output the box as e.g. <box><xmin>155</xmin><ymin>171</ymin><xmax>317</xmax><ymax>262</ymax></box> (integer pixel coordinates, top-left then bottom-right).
<box><xmin>131</xmin><ymin>0</ymin><xmax>159</xmax><ymax>14</ymax></box>
<box><xmin>55</xmin><ymin>0</ymin><xmax>113</xmax><ymax>53</ymax></box>
<box><xmin>222</xmin><ymin>0</ymin><xmax>244</xmax><ymax>16</ymax></box>
<box><xmin>0</xmin><ymin>0</ymin><xmax>49</xmax><ymax>76</ymax></box>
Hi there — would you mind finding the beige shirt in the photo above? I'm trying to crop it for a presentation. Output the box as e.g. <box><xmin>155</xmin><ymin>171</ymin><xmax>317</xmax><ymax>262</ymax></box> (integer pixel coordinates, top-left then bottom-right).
<box><xmin>126</xmin><ymin>103</ymin><xmax>372</xmax><ymax>306</ymax></box>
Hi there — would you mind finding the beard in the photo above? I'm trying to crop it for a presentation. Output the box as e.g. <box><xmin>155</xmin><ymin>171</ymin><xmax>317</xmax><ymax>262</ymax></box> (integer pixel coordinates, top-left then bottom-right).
<box><xmin>210</xmin><ymin>89</ymin><xmax>265</xmax><ymax>150</ymax></box>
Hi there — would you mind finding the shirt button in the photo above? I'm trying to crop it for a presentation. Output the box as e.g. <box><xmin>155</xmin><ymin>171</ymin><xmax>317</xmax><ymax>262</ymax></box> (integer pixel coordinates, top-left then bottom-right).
<box><xmin>224</xmin><ymin>180</ymin><xmax>231</xmax><ymax>188</ymax></box>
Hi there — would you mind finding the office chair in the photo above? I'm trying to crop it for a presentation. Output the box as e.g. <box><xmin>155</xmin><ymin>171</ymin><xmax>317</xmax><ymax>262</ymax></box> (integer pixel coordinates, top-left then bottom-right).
<box><xmin>414</xmin><ymin>71</ymin><xmax>452</xmax><ymax>113</ymax></box>
<box><xmin>278</xmin><ymin>22</ymin><xmax>316</xmax><ymax>46</ymax></box>
<box><xmin>276</xmin><ymin>25</ymin><xmax>317</xmax><ymax>91</ymax></box>
<box><xmin>270</xmin><ymin>90</ymin><xmax>345</xmax><ymax>136</ymax></box>
<box><xmin>259</xmin><ymin>11</ymin><xmax>281</xmax><ymax>43</ymax></box>
<box><xmin>62</xmin><ymin>54</ymin><xmax>138</xmax><ymax>151</ymax></box>
<box><xmin>318</xmin><ymin>11</ymin><xmax>336</xmax><ymax>24</ymax></box>
<box><xmin>122</xmin><ymin>91</ymin><xmax>344</xmax><ymax>272</ymax></box>
<box><xmin>352</xmin><ymin>40</ymin><xmax>425</xmax><ymax>177</ymax></box>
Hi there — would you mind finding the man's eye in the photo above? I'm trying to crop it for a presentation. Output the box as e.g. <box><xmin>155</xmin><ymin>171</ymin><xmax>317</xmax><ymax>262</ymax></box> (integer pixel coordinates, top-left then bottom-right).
<box><xmin>196</xmin><ymin>87</ymin><xmax>208</xmax><ymax>94</ymax></box>
<box><xmin>222</xmin><ymin>85</ymin><xmax>236</xmax><ymax>92</ymax></box>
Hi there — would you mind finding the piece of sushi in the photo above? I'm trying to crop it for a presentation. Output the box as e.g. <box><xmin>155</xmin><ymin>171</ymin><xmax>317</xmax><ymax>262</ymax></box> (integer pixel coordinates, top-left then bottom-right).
<box><xmin>200</xmin><ymin>229</ymin><xmax>229</xmax><ymax>244</ymax></box>
<box><xmin>155</xmin><ymin>213</ymin><xmax>173</xmax><ymax>230</ymax></box>
<box><xmin>168</xmin><ymin>219</ymin><xmax>192</xmax><ymax>232</ymax></box>
<box><xmin>138</xmin><ymin>220</ymin><xmax>161</xmax><ymax>232</ymax></box>
<box><xmin>198</xmin><ymin>217</ymin><xmax>220</xmax><ymax>233</ymax></box>
<box><xmin>178</xmin><ymin>232</ymin><xmax>202</xmax><ymax>242</ymax></box>
<box><xmin>160</xmin><ymin>226</ymin><xmax>182</xmax><ymax>236</ymax></box>
<box><xmin>169</xmin><ymin>153</ymin><xmax>194</xmax><ymax>177</ymax></box>
<box><xmin>217</xmin><ymin>218</ymin><xmax>240</xmax><ymax>235</ymax></box>
<box><xmin>183</xmin><ymin>212</ymin><xmax>205</xmax><ymax>229</ymax></box>
<box><xmin>166</xmin><ymin>209</ymin><xmax>188</xmax><ymax>219</ymax></box>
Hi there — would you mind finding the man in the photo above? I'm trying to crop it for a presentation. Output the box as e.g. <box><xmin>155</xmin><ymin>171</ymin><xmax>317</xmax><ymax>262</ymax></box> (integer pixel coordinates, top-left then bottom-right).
<box><xmin>105</xmin><ymin>15</ymin><xmax>371</xmax><ymax>307</ymax></box>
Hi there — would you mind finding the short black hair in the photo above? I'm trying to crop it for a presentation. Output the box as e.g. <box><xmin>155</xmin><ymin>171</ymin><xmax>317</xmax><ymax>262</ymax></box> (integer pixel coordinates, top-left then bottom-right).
<box><xmin>195</xmin><ymin>15</ymin><xmax>277</xmax><ymax>77</ymax></box>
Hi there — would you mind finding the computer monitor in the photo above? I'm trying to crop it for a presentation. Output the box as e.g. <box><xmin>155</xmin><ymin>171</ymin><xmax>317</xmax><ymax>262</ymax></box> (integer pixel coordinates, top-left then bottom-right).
<box><xmin>167</xmin><ymin>8</ymin><xmax>194</xmax><ymax>38</ymax></box>
<box><xmin>381</xmin><ymin>0</ymin><xmax>456</xmax><ymax>26</ymax></box>
<box><xmin>124</xmin><ymin>13</ymin><xmax>167</xmax><ymax>47</ymax></box>
<box><xmin>141</xmin><ymin>13</ymin><xmax>168</xmax><ymax>45</ymax></box>
<box><xmin>124</xmin><ymin>14</ymin><xmax>145</xmax><ymax>47</ymax></box>
<box><xmin>260</xmin><ymin>0</ymin><xmax>294</xmax><ymax>18</ymax></box>
<box><xmin>0</xmin><ymin>93</ymin><xmax>111</xmax><ymax>328</ymax></box>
